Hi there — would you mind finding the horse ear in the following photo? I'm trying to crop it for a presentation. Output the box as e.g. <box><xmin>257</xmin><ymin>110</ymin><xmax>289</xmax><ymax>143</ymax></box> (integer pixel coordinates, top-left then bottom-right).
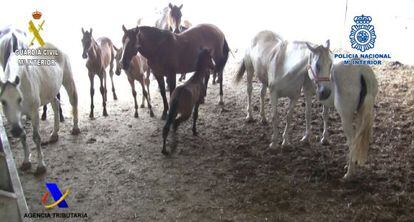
<box><xmin>14</xmin><ymin>76</ymin><xmax>20</xmax><ymax>85</ymax></box>
<box><xmin>90</xmin><ymin>28</ymin><xmax>93</xmax><ymax>35</ymax></box>
<box><xmin>305</xmin><ymin>42</ymin><xmax>317</xmax><ymax>53</ymax></box>
<box><xmin>81</xmin><ymin>28</ymin><xmax>85</xmax><ymax>34</ymax></box>
<box><xmin>325</xmin><ymin>39</ymin><xmax>330</xmax><ymax>49</ymax></box>
<box><xmin>169</xmin><ymin>3</ymin><xmax>173</xmax><ymax>8</ymax></box>
<box><xmin>179</xmin><ymin>4</ymin><xmax>183</xmax><ymax>9</ymax></box>
<box><xmin>122</xmin><ymin>25</ymin><xmax>128</xmax><ymax>33</ymax></box>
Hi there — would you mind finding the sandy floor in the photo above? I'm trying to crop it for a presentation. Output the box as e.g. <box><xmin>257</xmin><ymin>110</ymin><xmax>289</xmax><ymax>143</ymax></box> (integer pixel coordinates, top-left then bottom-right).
<box><xmin>4</xmin><ymin>58</ymin><xmax>414</xmax><ymax>221</ymax></box>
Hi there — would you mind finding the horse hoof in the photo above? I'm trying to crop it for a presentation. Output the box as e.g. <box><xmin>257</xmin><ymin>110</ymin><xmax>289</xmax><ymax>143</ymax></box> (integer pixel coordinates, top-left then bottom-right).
<box><xmin>245</xmin><ymin>116</ymin><xmax>254</xmax><ymax>123</ymax></box>
<box><xmin>35</xmin><ymin>165</ymin><xmax>47</xmax><ymax>176</ymax></box>
<box><xmin>134</xmin><ymin>113</ymin><xmax>139</xmax><ymax>118</ymax></box>
<box><xmin>140</xmin><ymin>104</ymin><xmax>145</xmax><ymax>108</ymax></box>
<box><xmin>320</xmin><ymin>138</ymin><xmax>329</xmax><ymax>145</ymax></box>
<box><xmin>261</xmin><ymin>119</ymin><xmax>268</xmax><ymax>125</ymax></box>
<box><xmin>281</xmin><ymin>140</ymin><xmax>290</xmax><ymax>147</ymax></box>
<box><xmin>71</xmin><ymin>127</ymin><xmax>81</xmax><ymax>135</ymax></box>
<box><xmin>193</xmin><ymin>131</ymin><xmax>198</xmax><ymax>136</ymax></box>
<box><xmin>161</xmin><ymin>149</ymin><xmax>169</xmax><ymax>156</ymax></box>
<box><xmin>49</xmin><ymin>134</ymin><xmax>59</xmax><ymax>144</ymax></box>
<box><xmin>89</xmin><ymin>113</ymin><xmax>94</xmax><ymax>119</ymax></box>
<box><xmin>103</xmin><ymin>111</ymin><xmax>108</xmax><ymax>117</ymax></box>
<box><xmin>269</xmin><ymin>142</ymin><xmax>278</xmax><ymax>149</ymax></box>
<box><xmin>20</xmin><ymin>162</ymin><xmax>31</xmax><ymax>171</ymax></box>
<box><xmin>114</xmin><ymin>96</ymin><xmax>118</xmax><ymax>100</ymax></box>
<box><xmin>300</xmin><ymin>135</ymin><xmax>311</xmax><ymax>144</ymax></box>
<box><xmin>218</xmin><ymin>101</ymin><xmax>224</xmax><ymax>106</ymax></box>
<box><xmin>41</xmin><ymin>114</ymin><xmax>46</xmax><ymax>121</ymax></box>
<box><xmin>149</xmin><ymin>111</ymin><xmax>155</xmax><ymax>118</ymax></box>
<box><xmin>161</xmin><ymin>113</ymin><xmax>167</xmax><ymax>120</ymax></box>
<box><xmin>60</xmin><ymin>116</ymin><xmax>65</xmax><ymax>122</ymax></box>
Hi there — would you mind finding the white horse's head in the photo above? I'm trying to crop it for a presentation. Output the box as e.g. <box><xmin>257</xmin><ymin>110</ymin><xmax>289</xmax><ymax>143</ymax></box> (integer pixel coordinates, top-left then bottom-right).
<box><xmin>0</xmin><ymin>76</ymin><xmax>24</xmax><ymax>137</ymax></box>
<box><xmin>306</xmin><ymin>40</ymin><xmax>333</xmax><ymax>101</ymax></box>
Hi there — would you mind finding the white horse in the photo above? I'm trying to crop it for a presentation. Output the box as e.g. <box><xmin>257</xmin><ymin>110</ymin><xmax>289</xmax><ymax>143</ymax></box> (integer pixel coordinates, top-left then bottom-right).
<box><xmin>319</xmin><ymin>61</ymin><xmax>378</xmax><ymax>179</ymax></box>
<box><xmin>0</xmin><ymin>43</ymin><xmax>80</xmax><ymax>175</ymax></box>
<box><xmin>235</xmin><ymin>30</ymin><xmax>333</xmax><ymax>148</ymax></box>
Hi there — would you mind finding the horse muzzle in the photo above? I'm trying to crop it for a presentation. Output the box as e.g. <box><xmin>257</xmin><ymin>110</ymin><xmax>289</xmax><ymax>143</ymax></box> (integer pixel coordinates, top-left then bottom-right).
<box><xmin>82</xmin><ymin>53</ymin><xmax>87</xmax><ymax>59</ymax></box>
<box><xmin>11</xmin><ymin>125</ymin><xmax>23</xmax><ymax>138</ymax></box>
<box><xmin>318</xmin><ymin>86</ymin><xmax>331</xmax><ymax>101</ymax></box>
<box><xmin>115</xmin><ymin>69</ymin><xmax>121</xmax><ymax>75</ymax></box>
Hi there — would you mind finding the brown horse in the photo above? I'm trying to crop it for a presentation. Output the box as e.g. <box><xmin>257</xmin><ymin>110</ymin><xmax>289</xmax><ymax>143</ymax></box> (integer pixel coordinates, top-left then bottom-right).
<box><xmin>120</xmin><ymin>24</ymin><xmax>229</xmax><ymax>119</ymax></box>
<box><xmin>162</xmin><ymin>48</ymin><xmax>215</xmax><ymax>155</ymax></box>
<box><xmin>155</xmin><ymin>3</ymin><xmax>183</xmax><ymax>34</ymax></box>
<box><xmin>155</xmin><ymin>3</ymin><xmax>191</xmax><ymax>82</ymax></box>
<box><xmin>115</xmin><ymin>46</ymin><xmax>154</xmax><ymax>118</ymax></box>
<box><xmin>81</xmin><ymin>28</ymin><xmax>117</xmax><ymax>118</ymax></box>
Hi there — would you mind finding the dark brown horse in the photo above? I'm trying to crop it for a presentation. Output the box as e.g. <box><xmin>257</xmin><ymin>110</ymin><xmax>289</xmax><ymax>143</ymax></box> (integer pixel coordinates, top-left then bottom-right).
<box><xmin>81</xmin><ymin>28</ymin><xmax>117</xmax><ymax>118</ymax></box>
<box><xmin>162</xmin><ymin>48</ymin><xmax>215</xmax><ymax>155</ymax></box>
<box><xmin>120</xmin><ymin>24</ymin><xmax>229</xmax><ymax>119</ymax></box>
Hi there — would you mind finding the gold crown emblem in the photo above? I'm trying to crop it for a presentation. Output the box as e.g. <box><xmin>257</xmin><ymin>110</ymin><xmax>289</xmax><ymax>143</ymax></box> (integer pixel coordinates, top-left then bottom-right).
<box><xmin>32</xmin><ymin>10</ymin><xmax>42</xmax><ymax>20</ymax></box>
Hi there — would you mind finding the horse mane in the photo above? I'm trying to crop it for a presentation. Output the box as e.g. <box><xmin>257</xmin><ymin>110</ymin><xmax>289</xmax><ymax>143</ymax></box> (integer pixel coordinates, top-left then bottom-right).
<box><xmin>139</xmin><ymin>26</ymin><xmax>174</xmax><ymax>42</ymax></box>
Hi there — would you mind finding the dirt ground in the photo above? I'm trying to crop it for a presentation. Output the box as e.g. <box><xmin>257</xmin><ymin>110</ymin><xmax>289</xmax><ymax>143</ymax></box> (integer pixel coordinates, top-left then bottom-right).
<box><xmin>4</xmin><ymin>57</ymin><xmax>414</xmax><ymax>221</ymax></box>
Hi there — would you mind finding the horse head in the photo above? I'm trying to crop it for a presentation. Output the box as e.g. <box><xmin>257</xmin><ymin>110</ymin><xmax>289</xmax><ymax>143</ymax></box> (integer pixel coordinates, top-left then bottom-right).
<box><xmin>306</xmin><ymin>40</ymin><xmax>333</xmax><ymax>101</ymax></box>
<box><xmin>114</xmin><ymin>47</ymin><xmax>123</xmax><ymax>75</ymax></box>
<box><xmin>169</xmin><ymin>3</ymin><xmax>183</xmax><ymax>34</ymax></box>
<box><xmin>81</xmin><ymin>28</ymin><xmax>93</xmax><ymax>59</ymax></box>
<box><xmin>120</xmin><ymin>25</ymin><xmax>139</xmax><ymax>70</ymax></box>
<box><xmin>0</xmin><ymin>76</ymin><xmax>24</xmax><ymax>138</ymax></box>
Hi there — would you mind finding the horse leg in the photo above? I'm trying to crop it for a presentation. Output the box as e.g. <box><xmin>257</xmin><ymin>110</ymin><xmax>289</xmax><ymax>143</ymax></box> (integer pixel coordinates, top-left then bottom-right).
<box><xmin>57</xmin><ymin>93</ymin><xmax>64</xmax><ymax>122</ymax></box>
<box><xmin>140</xmin><ymin>80</ymin><xmax>154</xmax><ymax>117</ymax></box>
<box><xmin>320</xmin><ymin>105</ymin><xmax>329</xmax><ymax>145</ymax></box>
<box><xmin>245</xmin><ymin>67</ymin><xmax>254</xmax><ymax>122</ymax></box>
<box><xmin>218</xmin><ymin>71</ymin><xmax>224</xmax><ymax>105</ymax></box>
<box><xmin>20</xmin><ymin>131</ymin><xmax>31</xmax><ymax>171</ymax></box>
<box><xmin>109</xmin><ymin>69</ymin><xmax>118</xmax><ymax>100</ymax></box>
<box><xmin>99</xmin><ymin>74</ymin><xmax>108</xmax><ymax>116</ymax></box>
<box><xmin>178</xmin><ymin>73</ymin><xmax>186</xmax><ymax>82</ymax></box>
<box><xmin>48</xmin><ymin>97</ymin><xmax>60</xmax><ymax>143</ymax></box>
<box><xmin>300</xmin><ymin>87</ymin><xmax>313</xmax><ymax>143</ymax></box>
<box><xmin>31</xmin><ymin>111</ymin><xmax>46</xmax><ymax>175</ymax></box>
<box><xmin>155</xmin><ymin>75</ymin><xmax>168</xmax><ymax>120</ymax></box>
<box><xmin>41</xmin><ymin>105</ymin><xmax>47</xmax><ymax>120</ymax></box>
<box><xmin>128</xmin><ymin>77</ymin><xmax>139</xmax><ymax>118</ymax></box>
<box><xmin>62</xmin><ymin>70</ymin><xmax>80</xmax><ymax>135</ymax></box>
<box><xmin>145</xmin><ymin>69</ymin><xmax>151</xmax><ymax>104</ymax></box>
<box><xmin>338</xmin><ymin>108</ymin><xmax>356</xmax><ymax>179</ymax></box>
<box><xmin>260</xmin><ymin>83</ymin><xmax>268</xmax><ymax>125</ymax></box>
<box><xmin>167</xmin><ymin>75</ymin><xmax>176</xmax><ymax>96</ymax></box>
<box><xmin>269</xmin><ymin>91</ymin><xmax>280</xmax><ymax>149</ymax></box>
<box><xmin>201</xmin><ymin>74</ymin><xmax>210</xmax><ymax>104</ymax></box>
<box><xmin>212</xmin><ymin>72</ymin><xmax>217</xmax><ymax>84</ymax></box>
<box><xmin>89</xmin><ymin>73</ymin><xmax>95</xmax><ymax>119</ymax></box>
<box><xmin>282</xmin><ymin>96</ymin><xmax>299</xmax><ymax>147</ymax></box>
<box><xmin>192</xmin><ymin>103</ymin><xmax>200</xmax><ymax>136</ymax></box>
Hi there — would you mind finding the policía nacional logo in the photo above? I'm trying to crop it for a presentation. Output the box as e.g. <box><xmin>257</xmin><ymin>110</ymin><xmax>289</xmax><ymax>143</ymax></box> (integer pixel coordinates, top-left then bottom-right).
<box><xmin>349</xmin><ymin>15</ymin><xmax>376</xmax><ymax>52</ymax></box>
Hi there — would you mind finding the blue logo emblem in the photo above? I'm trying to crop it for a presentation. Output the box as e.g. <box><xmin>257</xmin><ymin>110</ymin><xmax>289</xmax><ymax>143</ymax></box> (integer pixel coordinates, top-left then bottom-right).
<box><xmin>349</xmin><ymin>15</ymin><xmax>376</xmax><ymax>52</ymax></box>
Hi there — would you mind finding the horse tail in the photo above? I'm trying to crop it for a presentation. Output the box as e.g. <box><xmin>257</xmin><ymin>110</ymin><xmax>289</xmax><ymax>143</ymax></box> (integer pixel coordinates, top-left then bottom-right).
<box><xmin>61</xmin><ymin>54</ymin><xmax>79</xmax><ymax>133</ymax></box>
<box><xmin>350</xmin><ymin>73</ymin><xmax>377</xmax><ymax>165</ymax></box>
<box><xmin>234</xmin><ymin>59</ymin><xmax>246</xmax><ymax>84</ymax></box>
<box><xmin>215</xmin><ymin>38</ymin><xmax>230</xmax><ymax>74</ymax></box>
